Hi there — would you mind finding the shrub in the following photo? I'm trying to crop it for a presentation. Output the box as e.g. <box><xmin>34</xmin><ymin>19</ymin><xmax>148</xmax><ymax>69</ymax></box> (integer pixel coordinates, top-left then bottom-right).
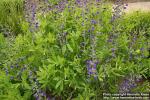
<box><xmin>0</xmin><ymin>0</ymin><xmax>149</xmax><ymax>99</ymax></box>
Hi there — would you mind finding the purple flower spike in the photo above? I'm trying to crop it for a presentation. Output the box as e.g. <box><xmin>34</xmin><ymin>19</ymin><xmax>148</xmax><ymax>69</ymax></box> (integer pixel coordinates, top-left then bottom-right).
<box><xmin>34</xmin><ymin>93</ymin><xmax>39</xmax><ymax>100</ymax></box>
<box><xmin>10</xmin><ymin>76</ymin><xmax>14</xmax><ymax>80</ymax></box>
<box><xmin>46</xmin><ymin>96</ymin><xmax>51</xmax><ymax>100</ymax></box>
<box><xmin>91</xmin><ymin>20</ymin><xmax>97</xmax><ymax>24</ymax></box>
<box><xmin>140</xmin><ymin>48</ymin><xmax>144</xmax><ymax>51</ymax></box>
<box><xmin>119</xmin><ymin>76</ymin><xmax>138</xmax><ymax>93</ymax></box>
<box><xmin>96</xmin><ymin>0</ymin><xmax>101</xmax><ymax>2</ymax></box>
<box><xmin>88</xmin><ymin>29</ymin><xmax>91</xmax><ymax>33</ymax></box>
<box><xmin>111</xmin><ymin>48</ymin><xmax>115</xmax><ymax>52</ymax></box>
<box><xmin>91</xmin><ymin>27</ymin><xmax>95</xmax><ymax>31</ymax></box>
<box><xmin>35</xmin><ymin>22</ymin><xmax>39</xmax><ymax>29</ymax></box>
<box><xmin>10</xmin><ymin>66</ymin><xmax>14</xmax><ymax>69</ymax></box>
<box><xmin>86</xmin><ymin>60</ymin><xmax>98</xmax><ymax>79</ymax></box>
<box><xmin>41</xmin><ymin>91</ymin><xmax>46</xmax><ymax>97</ymax></box>
<box><xmin>5</xmin><ymin>69</ymin><xmax>9</xmax><ymax>76</ymax></box>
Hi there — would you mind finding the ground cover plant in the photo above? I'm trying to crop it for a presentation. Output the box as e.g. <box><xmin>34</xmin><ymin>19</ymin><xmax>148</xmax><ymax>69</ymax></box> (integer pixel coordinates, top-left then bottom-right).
<box><xmin>0</xmin><ymin>0</ymin><xmax>149</xmax><ymax>100</ymax></box>
<box><xmin>0</xmin><ymin>0</ymin><xmax>24</xmax><ymax>36</ymax></box>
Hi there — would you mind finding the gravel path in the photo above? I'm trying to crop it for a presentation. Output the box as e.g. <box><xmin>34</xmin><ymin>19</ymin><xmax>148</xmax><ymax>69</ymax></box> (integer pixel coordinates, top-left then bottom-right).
<box><xmin>124</xmin><ymin>2</ymin><xmax>150</xmax><ymax>12</ymax></box>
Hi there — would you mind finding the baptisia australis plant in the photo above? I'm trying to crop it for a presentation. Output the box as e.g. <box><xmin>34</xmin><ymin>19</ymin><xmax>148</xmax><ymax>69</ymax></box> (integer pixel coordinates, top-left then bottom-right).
<box><xmin>0</xmin><ymin>0</ymin><xmax>149</xmax><ymax>99</ymax></box>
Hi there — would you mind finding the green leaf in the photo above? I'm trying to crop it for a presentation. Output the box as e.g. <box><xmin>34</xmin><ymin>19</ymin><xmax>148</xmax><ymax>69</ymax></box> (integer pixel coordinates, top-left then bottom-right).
<box><xmin>79</xmin><ymin>94</ymin><xmax>84</xmax><ymax>100</ymax></box>
<box><xmin>62</xmin><ymin>45</ymin><xmax>66</xmax><ymax>55</ymax></box>
<box><xmin>55</xmin><ymin>80</ymin><xmax>62</xmax><ymax>89</ymax></box>
<box><xmin>60</xmin><ymin>81</ymin><xmax>63</xmax><ymax>91</ymax></box>
<box><xmin>67</xmin><ymin>43</ymin><xmax>73</xmax><ymax>52</ymax></box>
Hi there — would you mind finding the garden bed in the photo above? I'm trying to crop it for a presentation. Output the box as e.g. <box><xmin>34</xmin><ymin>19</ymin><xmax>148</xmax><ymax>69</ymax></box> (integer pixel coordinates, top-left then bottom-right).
<box><xmin>0</xmin><ymin>0</ymin><xmax>149</xmax><ymax>99</ymax></box>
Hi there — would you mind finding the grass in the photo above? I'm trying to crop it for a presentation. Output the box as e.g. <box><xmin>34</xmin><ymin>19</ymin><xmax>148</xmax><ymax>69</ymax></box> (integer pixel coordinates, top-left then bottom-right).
<box><xmin>0</xmin><ymin>0</ymin><xmax>24</xmax><ymax>36</ymax></box>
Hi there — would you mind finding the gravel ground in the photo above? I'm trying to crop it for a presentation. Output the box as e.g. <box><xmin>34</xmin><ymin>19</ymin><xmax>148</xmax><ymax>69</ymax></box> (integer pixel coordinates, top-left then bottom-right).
<box><xmin>124</xmin><ymin>2</ymin><xmax>150</xmax><ymax>12</ymax></box>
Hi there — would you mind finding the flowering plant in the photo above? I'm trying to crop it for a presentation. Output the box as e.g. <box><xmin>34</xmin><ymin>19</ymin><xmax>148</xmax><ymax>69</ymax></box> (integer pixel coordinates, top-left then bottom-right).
<box><xmin>0</xmin><ymin>0</ymin><xmax>149</xmax><ymax>99</ymax></box>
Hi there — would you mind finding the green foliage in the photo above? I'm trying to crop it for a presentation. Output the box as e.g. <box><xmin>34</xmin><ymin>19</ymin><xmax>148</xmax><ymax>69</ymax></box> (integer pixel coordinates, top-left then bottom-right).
<box><xmin>0</xmin><ymin>70</ymin><xmax>32</xmax><ymax>100</ymax></box>
<box><xmin>0</xmin><ymin>0</ymin><xmax>149</xmax><ymax>99</ymax></box>
<box><xmin>48</xmin><ymin>0</ymin><xmax>61</xmax><ymax>5</ymax></box>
